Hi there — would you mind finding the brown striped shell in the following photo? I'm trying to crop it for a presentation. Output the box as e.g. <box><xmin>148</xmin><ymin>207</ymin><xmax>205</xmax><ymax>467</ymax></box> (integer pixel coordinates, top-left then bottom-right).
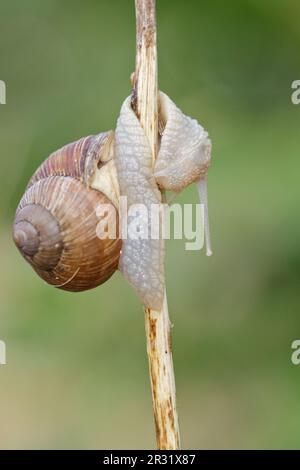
<box><xmin>12</xmin><ymin>132</ymin><xmax>122</xmax><ymax>292</ymax></box>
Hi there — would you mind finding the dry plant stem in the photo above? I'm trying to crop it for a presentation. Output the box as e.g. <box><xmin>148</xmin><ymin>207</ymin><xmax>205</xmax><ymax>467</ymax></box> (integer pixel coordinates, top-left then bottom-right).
<box><xmin>133</xmin><ymin>0</ymin><xmax>181</xmax><ymax>450</ymax></box>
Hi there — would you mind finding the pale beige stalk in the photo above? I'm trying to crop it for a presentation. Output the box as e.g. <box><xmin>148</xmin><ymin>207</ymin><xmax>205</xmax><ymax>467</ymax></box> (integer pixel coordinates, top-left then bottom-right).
<box><xmin>132</xmin><ymin>0</ymin><xmax>181</xmax><ymax>450</ymax></box>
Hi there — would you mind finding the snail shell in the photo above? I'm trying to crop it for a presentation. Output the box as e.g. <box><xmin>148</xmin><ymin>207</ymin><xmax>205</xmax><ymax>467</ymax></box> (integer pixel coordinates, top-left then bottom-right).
<box><xmin>13</xmin><ymin>92</ymin><xmax>212</xmax><ymax>308</ymax></box>
<box><xmin>12</xmin><ymin>132</ymin><xmax>122</xmax><ymax>292</ymax></box>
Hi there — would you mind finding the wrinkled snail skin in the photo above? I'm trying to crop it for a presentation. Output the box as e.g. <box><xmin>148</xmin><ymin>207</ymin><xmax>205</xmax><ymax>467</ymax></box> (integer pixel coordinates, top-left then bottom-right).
<box><xmin>155</xmin><ymin>92</ymin><xmax>211</xmax><ymax>191</ymax></box>
<box><xmin>13</xmin><ymin>91</ymin><xmax>212</xmax><ymax>308</ymax></box>
<box><xmin>13</xmin><ymin>133</ymin><xmax>122</xmax><ymax>292</ymax></box>
<box><xmin>115</xmin><ymin>96</ymin><xmax>165</xmax><ymax>311</ymax></box>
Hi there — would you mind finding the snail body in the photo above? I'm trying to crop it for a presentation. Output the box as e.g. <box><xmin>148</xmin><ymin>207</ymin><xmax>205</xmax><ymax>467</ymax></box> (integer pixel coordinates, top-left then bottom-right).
<box><xmin>13</xmin><ymin>92</ymin><xmax>212</xmax><ymax>309</ymax></box>
<box><xmin>114</xmin><ymin>92</ymin><xmax>212</xmax><ymax>309</ymax></box>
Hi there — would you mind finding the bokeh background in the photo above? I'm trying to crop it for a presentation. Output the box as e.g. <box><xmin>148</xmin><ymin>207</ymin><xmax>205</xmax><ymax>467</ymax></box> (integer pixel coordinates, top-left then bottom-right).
<box><xmin>0</xmin><ymin>0</ymin><xmax>300</xmax><ymax>449</ymax></box>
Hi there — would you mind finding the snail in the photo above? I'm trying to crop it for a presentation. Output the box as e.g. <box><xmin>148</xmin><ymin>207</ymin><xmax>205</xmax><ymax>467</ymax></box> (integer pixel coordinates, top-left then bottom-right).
<box><xmin>13</xmin><ymin>132</ymin><xmax>121</xmax><ymax>292</ymax></box>
<box><xmin>13</xmin><ymin>92</ymin><xmax>212</xmax><ymax>309</ymax></box>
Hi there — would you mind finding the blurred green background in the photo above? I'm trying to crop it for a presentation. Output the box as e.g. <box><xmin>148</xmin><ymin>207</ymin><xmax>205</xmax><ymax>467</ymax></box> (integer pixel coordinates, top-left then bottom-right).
<box><xmin>0</xmin><ymin>0</ymin><xmax>300</xmax><ymax>449</ymax></box>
